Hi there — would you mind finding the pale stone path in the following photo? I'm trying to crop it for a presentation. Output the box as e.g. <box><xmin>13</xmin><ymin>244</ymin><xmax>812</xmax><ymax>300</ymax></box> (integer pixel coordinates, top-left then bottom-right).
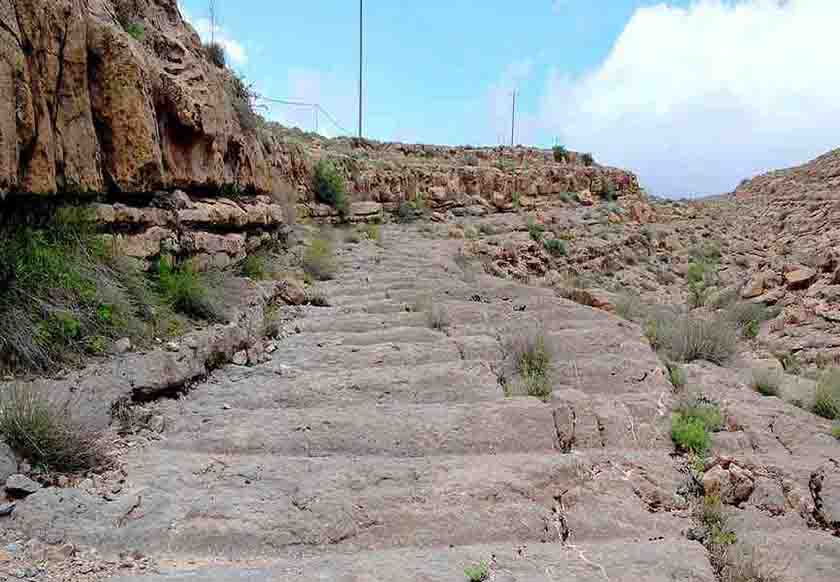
<box><xmin>16</xmin><ymin>225</ymin><xmax>724</xmax><ymax>580</ymax></box>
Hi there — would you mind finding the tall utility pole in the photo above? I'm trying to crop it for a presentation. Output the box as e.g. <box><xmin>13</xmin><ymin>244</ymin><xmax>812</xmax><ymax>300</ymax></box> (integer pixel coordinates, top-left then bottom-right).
<box><xmin>510</xmin><ymin>90</ymin><xmax>517</xmax><ymax>147</ymax></box>
<box><xmin>358</xmin><ymin>0</ymin><xmax>363</xmax><ymax>138</ymax></box>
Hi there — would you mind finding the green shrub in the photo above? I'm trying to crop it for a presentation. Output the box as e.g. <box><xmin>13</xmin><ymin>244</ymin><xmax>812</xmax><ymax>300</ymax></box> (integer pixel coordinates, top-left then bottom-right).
<box><xmin>125</xmin><ymin>22</ymin><xmax>144</xmax><ymax>40</ymax></box>
<box><xmin>646</xmin><ymin>311</ymin><xmax>737</xmax><ymax>364</ymax></box>
<box><xmin>552</xmin><ymin>145</ymin><xmax>567</xmax><ymax>163</ymax></box>
<box><xmin>156</xmin><ymin>257</ymin><xmax>220</xmax><ymax>321</ymax></box>
<box><xmin>302</xmin><ymin>235</ymin><xmax>337</xmax><ymax>281</ymax></box>
<box><xmin>0</xmin><ymin>209</ymin><xmax>150</xmax><ymax>371</ymax></box>
<box><xmin>0</xmin><ymin>385</ymin><xmax>105</xmax><ymax>473</ymax></box>
<box><xmin>464</xmin><ymin>562</ymin><xmax>489</xmax><ymax>582</ymax></box>
<box><xmin>204</xmin><ymin>41</ymin><xmax>226</xmax><ymax>67</ymax></box>
<box><xmin>581</xmin><ymin>153</ymin><xmax>595</xmax><ymax>166</ymax></box>
<box><xmin>813</xmin><ymin>368</ymin><xmax>840</xmax><ymax>420</ymax></box>
<box><xmin>314</xmin><ymin>159</ymin><xmax>349</xmax><ymax>217</ymax></box>
<box><xmin>727</xmin><ymin>302</ymin><xmax>773</xmax><ymax>339</ymax></box>
<box><xmin>689</xmin><ymin>242</ymin><xmax>722</xmax><ymax>264</ymax></box>
<box><xmin>527</xmin><ymin>220</ymin><xmax>545</xmax><ymax>243</ymax></box>
<box><xmin>511</xmin><ymin>191</ymin><xmax>521</xmax><ymax>209</ymax></box>
<box><xmin>543</xmin><ymin>238</ymin><xmax>567</xmax><ymax>257</ymax></box>
<box><xmin>671</xmin><ymin>414</ymin><xmax>711</xmax><ymax>454</ymax></box>
<box><xmin>775</xmin><ymin>351</ymin><xmax>801</xmax><ymax>375</ymax></box>
<box><xmin>240</xmin><ymin>254</ymin><xmax>267</xmax><ymax>280</ymax></box>
<box><xmin>751</xmin><ymin>368</ymin><xmax>781</xmax><ymax>397</ymax></box>
<box><xmin>671</xmin><ymin>394</ymin><xmax>722</xmax><ymax>455</ymax></box>
<box><xmin>602</xmin><ymin>180</ymin><xmax>617</xmax><ymax>201</ymax></box>
<box><xmin>675</xmin><ymin>396</ymin><xmax>724</xmax><ymax>432</ymax></box>
<box><xmin>832</xmin><ymin>425</ymin><xmax>840</xmax><ymax>440</ymax></box>
<box><xmin>503</xmin><ymin>326</ymin><xmax>552</xmax><ymax>401</ymax></box>
<box><xmin>667</xmin><ymin>361</ymin><xmax>687</xmax><ymax>390</ymax></box>
<box><xmin>361</xmin><ymin>223</ymin><xmax>381</xmax><ymax>242</ymax></box>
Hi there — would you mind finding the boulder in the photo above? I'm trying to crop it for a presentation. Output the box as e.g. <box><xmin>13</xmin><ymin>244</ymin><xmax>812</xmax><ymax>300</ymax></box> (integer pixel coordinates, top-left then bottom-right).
<box><xmin>785</xmin><ymin>268</ymin><xmax>817</xmax><ymax>289</ymax></box>
<box><xmin>5</xmin><ymin>474</ymin><xmax>41</xmax><ymax>497</ymax></box>
<box><xmin>0</xmin><ymin>443</ymin><xmax>17</xmax><ymax>483</ymax></box>
<box><xmin>702</xmin><ymin>462</ymin><xmax>755</xmax><ymax>505</ymax></box>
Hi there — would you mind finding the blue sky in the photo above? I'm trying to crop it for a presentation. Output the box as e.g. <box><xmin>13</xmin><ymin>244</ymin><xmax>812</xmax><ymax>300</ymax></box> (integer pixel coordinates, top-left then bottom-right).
<box><xmin>179</xmin><ymin>1</ymin><xmax>840</xmax><ymax>198</ymax></box>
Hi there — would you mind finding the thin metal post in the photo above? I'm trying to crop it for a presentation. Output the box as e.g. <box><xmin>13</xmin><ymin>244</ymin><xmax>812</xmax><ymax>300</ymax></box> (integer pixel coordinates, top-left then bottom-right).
<box><xmin>510</xmin><ymin>90</ymin><xmax>516</xmax><ymax>147</ymax></box>
<box><xmin>358</xmin><ymin>0</ymin><xmax>363</xmax><ymax>138</ymax></box>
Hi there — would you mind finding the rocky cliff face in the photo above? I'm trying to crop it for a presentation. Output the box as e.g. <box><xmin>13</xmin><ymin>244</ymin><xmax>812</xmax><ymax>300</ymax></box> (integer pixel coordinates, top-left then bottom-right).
<box><xmin>0</xmin><ymin>0</ymin><xmax>276</xmax><ymax>195</ymax></box>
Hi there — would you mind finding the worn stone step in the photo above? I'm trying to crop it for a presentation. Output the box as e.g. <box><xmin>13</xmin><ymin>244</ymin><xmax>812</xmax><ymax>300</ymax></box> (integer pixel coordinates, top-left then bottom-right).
<box><xmin>110</xmin><ymin>539</ymin><xmax>716</xmax><ymax>582</ymax></box>
<box><xmin>192</xmin><ymin>360</ymin><xmax>501</xmax><ymax>410</ymax></box>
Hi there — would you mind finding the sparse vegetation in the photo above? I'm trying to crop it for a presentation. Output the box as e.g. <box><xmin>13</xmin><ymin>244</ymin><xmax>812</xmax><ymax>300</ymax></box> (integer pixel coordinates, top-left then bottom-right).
<box><xmin>229</xmin><ymin>71</ymin><xmax>260</xmax><ymax>132</ymax></box>
<box><xmin>832</xmin><ymin>425</ymin><xmax>840</xmax><ymax>440</ymax></box>
<box><xmin>527</xmin><ymin>219</ymin><xmax>545</xmax><ymax>243</ymax></box>
<box><xmin>543</xmin><ymin>238</ymin><xmax>567</xmax><ymax>257</ymax></box>
<box><xmin>812</xmin><ymin>368</ymin><xmax>840</xmax><ymax>419</ymax></box>
<box><xmin>751</xmin><ymin>368</ymin><xmax>781</xmax><ymax>397</ymax></box>
<box><xmin>240</xmin><ymin>254</ymin><xmax>268</xmax><ymax>280</ymax></box>
<box><xmin>667</xmin><ymin>361</ymin><xmax>687</xmax><ymax>390</ymax></box>
<box><xmin>727</xmin><ymin>302</ymin><xmax>774</xmax><ymax>339</ymax></box>
<box><xmin>302</xmin><ymin>233</ymin><xmax>337</xmax><ymax>281</ymax></box>
<box><xmin>361</xmin><ymin>223</ymin><xmax>381</xmax><ymax>242</ymax></box>
<box><xmin>581</xmin><ymin>152</ymin><xmax>595</xmax><ymax>166</ymax></box>
<box><xmin>502</xmin><ymin>325</ymin><xmax>552</xmax><ymax>401</ymax></box>
<box><xmin>125</xmin><ymin>22</ymin><xmax>145</xmax><ymax>40</ymax></box>
<box><xmin>156</xmin><ymin>256</ymin><xmax>221</xmax><ymax>321</ymax></box>
<box><xmin>671</xmin><ymin>395</ymin><xmax>722</xmax><ymax>455</ymax></box>
<box><xmin>0</xmin><ymin>208</ymin><xmax>158</xmax><ymax>371</ymax></box>
<box><xmin>552</xmin><ymin>145</ymin><xmax>567</xmax><ymax>162</ymax></box>
<box><xmin>646</xmin><ymin>310</ymin><xmax>738</xmax><ymax>365</ymax></box>
<box><xmin>464</xmin><ymin>561</ymin><xmax>489</xmax><ymax>582</ymax></box>
<box><xmin>314</xmin><ymin>159</ymin><xmax>349</xmax><ymax>218</ymax></box>
<box><xmin>0</xmin><ymin>384</ymin><xmax>106</xmax><ymax>473</ymax></box>
<box><xmin>305</xmin><ymin>290</ymin><xmax>330</xmax><ymax>307</ymax></box>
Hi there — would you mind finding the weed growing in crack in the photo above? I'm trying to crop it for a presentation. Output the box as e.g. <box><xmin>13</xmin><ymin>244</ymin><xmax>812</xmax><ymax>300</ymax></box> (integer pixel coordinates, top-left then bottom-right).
<box><xmin>813</xmin><ymin>368</ymin><xmax>840</xmax><ymax>420</ymax></box>
<box><xmin>751</xmin><ymin>368</ymin><xmax>781</xmax><ymax>397</ymax></box>
<box><xmin>500</xmin><ymin>325</ymin><xmax>553</xmax><ymax>401</ymax></box>
<box><xmin>302</xmin><ymin>233</ymin><xmax>337</xmax><ymax>281</ymax></box>
<box><xmin>464</xmin><ymin>562</ymin><xmax>489</xmax><ymax>582</ymax></box>
<box><xmin>666</xmin><ymin>361</ymin><xmax>687</xmax><ymax>391</ymax></box>
<box><xmin>720</xmin><ymin>544</ymin><xmax>785</xmax><ymax>582</ymax></box>
<box><xmin>156</xmin><ymin>256</ymin><xmax>221</xmax><ymax>321</ymax></box>
<box><xmin>671</xmin><ymin>394</ymin><xmax>722</xmax><ymax>455</ymax></box>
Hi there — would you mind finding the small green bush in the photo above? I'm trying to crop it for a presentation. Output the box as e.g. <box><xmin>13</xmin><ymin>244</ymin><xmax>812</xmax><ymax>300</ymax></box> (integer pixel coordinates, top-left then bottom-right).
<box><xmin>504</xmin><ymin>326</ymin><xmax>552</xmax><ymax>401</ymax></box>
<box><xmin>552</xmin><ymin>145</ymin><xmax>567</xmax><ymax>163</ymax></box>
<box><xmin>543</xmin><ymin>238</ymin><xmax>567</xmax><ymax>257</ymax></box>
<box><xmin>156</xmin><ymin>257</ymin><xmax>220</xmax><ymax>321</ymax></box>
<box><xmin>813</xmin><ymin>368</ymin><xmax>840</xmax><ymax>420</ymax></box>
<box><xmin>204</xmin><ymin>41</ymin><xmax>226</xmax><ymax>67</ymax></box>
<box><xmin>581</xmin><ymin>152</ymin><xmax>595</xmax><ymax>166</ymax></box>
<box><xmin>775</xmin><ymin>351</ymin><xmax>801</xmax><ymax>375</ymax></box>
<box><xmin>831</xmin><ymin>425</ymin><xmax>840</xmax><ymax>440</ymax></box>
<box><xmin>464</xmin><ymin>562</ymin><xmax>489</xmax><ymax>582</ymax></box>
<box><xmin>667</xmin><ymin>361</ymin><xmax>687</xmax><ymax>390</ymax></box>
<box><xmin>314</xmin><ymin>160</ymin><xmax>349</xmax><ymax>217</ymax></box>
<box><xmin>125</xmin><ymin>22</ymin><xmax>145</xmax><ymax>40</ymax></box>
<box><xmin>302</xmin><ymin>235</ymin><xmax>337</xmax><ymax>281</ymax></box>
<box><xmin>751</xmin><ymin>368</ymin><xmax>781</xmax><ymax>397</ymax></box>
<box><xmin>0</xmin><ymin>385</ymin><xmax>105</xmax><ymax>473</ymax></box>
<box><xmin>671</xmin><ymin>414</ymin><xmax>711</xmax><ymax>455</ymax></box>
<box><xmin>240</xmin><ymin>254</ymin><xmax>267</xmax><ymax>280</ymax></box>
<box><xmin>361</xmin><ymin>223</ymin><xmax>381</xmax><ymax>242</ymax></box>
<box><xmin>646</xmin><ymin>311</ymin><xmax>737</xmax><ymax>365</ymax></box>
<box><xmin>527</xmin><ymin>220</ymin><xmax>545</xmax><ymax>243</ymax></box>
<box><xmin>675</xmin><ymin>396</ymin><xmax>724</xmax><ymax>432</ymax></box>
<box><xmin>727</xmin><ymin>302</ymin><xmax>773</xmax><ymax>339</ymax></box>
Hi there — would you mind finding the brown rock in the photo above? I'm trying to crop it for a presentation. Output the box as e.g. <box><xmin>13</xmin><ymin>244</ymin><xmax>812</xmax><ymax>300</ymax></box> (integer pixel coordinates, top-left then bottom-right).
<box><xmin>741</xmin><ymin>274</ymin><xmax>765</xmax><ymax>299</ymax></box>
<box><xmin>279</xmin><ymin>280</ymin><xmax>307</xmax><ymax>306</ymax></box>
<box><xmin>785</xmin><ymin>268</ymin><xmax>817</xmax><ymax>289</ymax></box>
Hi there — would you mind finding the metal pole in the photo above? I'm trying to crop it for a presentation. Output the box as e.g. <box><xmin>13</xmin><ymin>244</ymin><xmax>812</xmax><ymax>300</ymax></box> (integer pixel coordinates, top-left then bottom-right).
<box><xmin>510</xmin><ymin>90</ymin><xmax>516</xmax><ymax>147</ymax></box>
<box><xmin>358</xmin><ymin>0</ymin><xmax>363</xmax><ymax>138</ymax></box>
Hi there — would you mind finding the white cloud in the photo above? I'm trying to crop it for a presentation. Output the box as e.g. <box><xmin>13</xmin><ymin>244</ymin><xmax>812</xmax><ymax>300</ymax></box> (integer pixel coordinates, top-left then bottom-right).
<box><xmin>177</xmin><ymin>4</ymin><xmax>247</xmax><ymax>67</ymax></box>
<box><xmin>540</xmin><ymin>0</ymin><xmax>840</xmax><ymax>197</ymax></box>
